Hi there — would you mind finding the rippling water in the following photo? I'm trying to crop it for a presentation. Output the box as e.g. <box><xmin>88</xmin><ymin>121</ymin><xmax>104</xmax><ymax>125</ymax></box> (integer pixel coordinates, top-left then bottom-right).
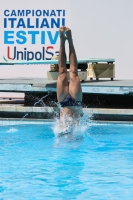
<box><xmin>0</xmin><ymin>122</ymin><xmax>133</xmax><ymax>199</ymax></box>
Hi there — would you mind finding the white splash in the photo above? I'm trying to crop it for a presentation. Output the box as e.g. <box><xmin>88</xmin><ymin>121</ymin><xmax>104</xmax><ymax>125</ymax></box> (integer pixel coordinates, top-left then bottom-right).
<box><xmin>52</xmin><ymin>112</ymin><xmax>92</xmax><ymax>144</ymax></box>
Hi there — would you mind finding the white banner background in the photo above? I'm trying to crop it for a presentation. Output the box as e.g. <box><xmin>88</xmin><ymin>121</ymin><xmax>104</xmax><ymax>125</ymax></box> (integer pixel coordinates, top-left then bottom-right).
<box><xmin>0</xmin><ymin>0</ymin><xmax>133</xmax><ymax>80</ymax></box>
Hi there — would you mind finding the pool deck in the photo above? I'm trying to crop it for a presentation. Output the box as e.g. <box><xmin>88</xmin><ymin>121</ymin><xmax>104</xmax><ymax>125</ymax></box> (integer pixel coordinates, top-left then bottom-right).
<box><xmin>0</xmin><ymin>106</ymin><xmax>133</xmax><ymax>115</ymax></box>
<box><xmin>0</xmin><ymin>78</ymin><xmax>133</xmax><ymax>122</ymax></box>
<box><xmin>0</xmin><ymin>118</ymin><xmax>133</xmax><ymax>126</ymax></box>
<box><xmin>0</xmin><ymin>78</ymin><xmax>133</xmax><ymax>95</ymax></box>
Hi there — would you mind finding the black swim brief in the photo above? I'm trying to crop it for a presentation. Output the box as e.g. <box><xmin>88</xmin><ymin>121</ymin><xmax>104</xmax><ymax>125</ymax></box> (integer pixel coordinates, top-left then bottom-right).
<box><xmin>58</xmin><ymin>94</ymin><xmax>82</xmax><ymax>107</ymax></box>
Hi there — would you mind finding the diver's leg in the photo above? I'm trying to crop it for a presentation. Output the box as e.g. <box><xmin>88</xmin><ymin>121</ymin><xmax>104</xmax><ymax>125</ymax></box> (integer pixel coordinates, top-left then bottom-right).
<box><xmin>65</xmin><ymin>28</ymin><xmax>82</xmax><ymax>101</ymax></box>
<box><xmin>57</xmin><ymin>27</ymin><xmax>69</xmax><ymax>102</ymax></box>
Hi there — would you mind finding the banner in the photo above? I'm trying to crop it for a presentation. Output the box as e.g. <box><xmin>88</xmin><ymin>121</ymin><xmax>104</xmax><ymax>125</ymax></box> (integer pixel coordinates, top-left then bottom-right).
<box><xmin>0</xmin><ymin>0</ymin><xmax>71</xmax><ymax>64</ymax></box>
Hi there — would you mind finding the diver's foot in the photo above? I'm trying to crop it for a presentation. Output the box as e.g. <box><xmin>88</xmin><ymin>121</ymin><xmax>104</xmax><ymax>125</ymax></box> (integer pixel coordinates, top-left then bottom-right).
<box><xmin>65</xmin><ymin>27</ymin><xmax>73</xmax><ymax>42</ymax></box>
<box><xmin>59</xmin><ymin>26</ymin><xmax>67</xmax><ymax>42</ymax></box>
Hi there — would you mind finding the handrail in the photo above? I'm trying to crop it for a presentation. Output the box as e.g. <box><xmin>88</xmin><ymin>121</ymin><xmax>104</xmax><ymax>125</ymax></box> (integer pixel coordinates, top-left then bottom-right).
<box><xmin>0</xmin><ymin>58</ymin><xmax>115</xmax><ymax>65</ymax></box>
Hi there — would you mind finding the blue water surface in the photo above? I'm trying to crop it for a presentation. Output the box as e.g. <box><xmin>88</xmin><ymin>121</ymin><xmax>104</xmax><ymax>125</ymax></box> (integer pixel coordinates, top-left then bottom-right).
<box><xmin>0</xmin><ymin>123</ymin><xmax>133</xmax><ymax>200</ymax></box>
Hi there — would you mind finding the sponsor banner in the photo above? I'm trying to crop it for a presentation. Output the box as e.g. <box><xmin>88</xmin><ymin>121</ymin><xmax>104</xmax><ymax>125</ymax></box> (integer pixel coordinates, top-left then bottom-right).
<box><xmin>0</xmin><ymin>0</ymin><xmax>71</xmax><ymax>63</ymax></box>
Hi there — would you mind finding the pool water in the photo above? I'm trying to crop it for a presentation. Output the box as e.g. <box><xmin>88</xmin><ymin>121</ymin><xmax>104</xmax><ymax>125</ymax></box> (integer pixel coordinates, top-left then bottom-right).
<box><xmin>0</xmin><ymin>123</ymin><xmax>133</xmax><ymax>199</ymax></box>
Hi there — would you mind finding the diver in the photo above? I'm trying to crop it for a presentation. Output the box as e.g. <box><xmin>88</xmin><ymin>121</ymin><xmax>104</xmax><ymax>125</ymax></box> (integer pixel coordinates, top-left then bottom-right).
<box><xmin>56</xmin><ymin>26</ymin><xmax>83</xmax><ymax>136</ymax></box>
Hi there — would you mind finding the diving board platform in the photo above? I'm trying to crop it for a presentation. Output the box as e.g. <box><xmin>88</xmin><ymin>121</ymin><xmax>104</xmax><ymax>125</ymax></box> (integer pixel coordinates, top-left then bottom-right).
<box><xmin>0</xmin><ymin>79</ymin><xmax>132</xmax><ymax>95</ymax></box>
